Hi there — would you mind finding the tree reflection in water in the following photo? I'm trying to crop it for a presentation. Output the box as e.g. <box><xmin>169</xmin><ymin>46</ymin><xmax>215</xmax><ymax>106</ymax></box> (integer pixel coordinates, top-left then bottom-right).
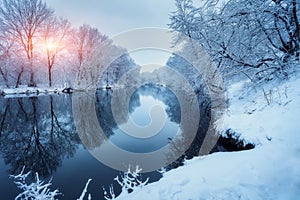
<box><xmin>93</xmin><ymin>82</ymin><xmax>211</xmax><ymax>170</ymax></box>
<box><xmin>0</xmin><ymin>95</ymin><xmax>80</xmax><ymax>178</ymax></box>
<box><xmin>0</xmin><ymin>78</ymin><xmax>210</xmax><ymax>179</ymax></box>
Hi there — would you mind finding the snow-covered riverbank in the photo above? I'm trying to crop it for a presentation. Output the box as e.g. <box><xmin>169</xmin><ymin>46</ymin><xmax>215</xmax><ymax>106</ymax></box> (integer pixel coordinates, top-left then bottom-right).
<box><xmin>4</xmin><ymin>75</ymin><xmax>300</xmax><ymax>200</ymax></box>
<box><xmin>0</xmin><ymin>85</ymin><xmax>119</xmax><ymax>98</ymax></box>
<box><xmin>115</xmin><ymin>75</ymin><xmax>300</xmax><ymax>200</ymax></box>
<box><xmin>0</xmin><ymin>87</ymin><xmax>68</xmax><ymax>98</ymax></box>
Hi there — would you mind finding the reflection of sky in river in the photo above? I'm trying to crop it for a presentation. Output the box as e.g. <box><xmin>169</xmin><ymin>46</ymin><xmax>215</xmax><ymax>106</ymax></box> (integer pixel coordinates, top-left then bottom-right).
<box><xmin>110</xmin><ymin>95</ymin><xmax>181</xmax><ymax>153</ymax></box>
<box><xmin>129</xmin><ymin>95</ymin><xmax>166</xmax><ymax>126</ymax></box>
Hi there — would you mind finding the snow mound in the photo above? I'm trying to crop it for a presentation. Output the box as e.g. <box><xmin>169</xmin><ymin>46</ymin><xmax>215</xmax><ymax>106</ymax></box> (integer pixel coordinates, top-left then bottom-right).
<box><xmin>116</xmin><ymin>76</ymin><xmax>300</xmax><ymax>200</ymax></box>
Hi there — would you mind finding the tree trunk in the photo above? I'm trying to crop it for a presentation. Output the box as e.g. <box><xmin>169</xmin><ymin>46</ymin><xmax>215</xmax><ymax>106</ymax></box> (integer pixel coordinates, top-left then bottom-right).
<box><xmin>28</xmin><ymin>56</ymin><xmax>36</xmax><ymax>87</ymax></box>
<box><xmin>0</xmin><ymin>67</ymin><xmax>9</xmax><ymax>88</ymax></box>
<box><xmin>48</xmin><ymin>66</ymin><xmax>52</xmax><ymax>87</ymax></box>
<box><xmin>15</xmin><ymin>67</ymin><xmax>24</xmax><ymax>88</ymax></box>
<box><xmin>29</xmin><ymin>70</ymin><xmax>36</xmax><ymax>87</ymax></box>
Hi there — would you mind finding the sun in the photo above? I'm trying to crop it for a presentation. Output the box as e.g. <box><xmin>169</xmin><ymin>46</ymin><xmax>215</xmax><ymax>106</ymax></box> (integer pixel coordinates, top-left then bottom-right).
<box><xmin>45</xmin><ymin>38</ymin><xmax>58</xmax><ymax>52</ymax></box>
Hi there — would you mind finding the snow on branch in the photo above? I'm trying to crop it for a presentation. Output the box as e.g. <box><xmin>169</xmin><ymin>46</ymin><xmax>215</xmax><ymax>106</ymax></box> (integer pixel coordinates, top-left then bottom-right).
<box><xmin>10</xmin><ymin>167</ymin><xmax>60</xmax><ymax>200</ymax></box>
<box><xmin>77</xmin><ymin>179</ymin><xmax>92</xmax><ymax>200</ymax></box>
<box><xmin>103</xmin><ymin>165</ymin><xmax>149</xmax><ymax>200</ymax></box>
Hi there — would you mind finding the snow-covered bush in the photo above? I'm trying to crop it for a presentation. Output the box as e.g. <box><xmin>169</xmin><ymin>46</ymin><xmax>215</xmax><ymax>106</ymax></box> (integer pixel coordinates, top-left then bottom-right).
<box><xmin>103</xmin><ymin>166</ymin><xmax>149</xmax><ymax>200</ymax></box>
<box><xmin>77</xmin><ymin>179</ymin><xmax>92</xmax><ymax>200</ymax></box>
<box><xmin>10</xmin><ymin>166</ymin><xmax>149</xmax><ymax>200</ymax></box>
<box><xmin>10</xmin><ymin>167</ymin><xmax>60</xmax><ymax>200</ymax></box>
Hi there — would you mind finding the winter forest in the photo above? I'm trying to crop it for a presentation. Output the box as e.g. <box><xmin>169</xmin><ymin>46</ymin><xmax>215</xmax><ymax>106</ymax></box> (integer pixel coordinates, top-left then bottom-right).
<box><xmin>0</xmin><ymin>0</ymin><xmax>299</xmax><ymax>89</ymax></box>
<box><xmin>0</xmin><ymin>0</ymin><xmax>126</xmax><ymax>90</ymax></box>
<box><xmin>170</xmin><ymin>0</ymin><xmax>299</xmax><ymax>84</ymax></box>
<box><xmin>0</xmin><ymin>0</ymin><xmax>300</xmax><ymax>199</ymax></box>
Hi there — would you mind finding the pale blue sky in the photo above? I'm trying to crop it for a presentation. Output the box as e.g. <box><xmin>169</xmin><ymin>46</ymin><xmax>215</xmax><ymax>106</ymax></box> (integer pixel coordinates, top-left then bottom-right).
<box><xmin>46</xmin><ymin>0</ymin><xmax>175</xmax><ymax>37</ymax></box>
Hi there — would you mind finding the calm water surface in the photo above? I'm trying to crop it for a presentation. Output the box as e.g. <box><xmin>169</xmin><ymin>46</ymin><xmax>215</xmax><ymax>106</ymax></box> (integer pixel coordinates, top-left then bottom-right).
<box><xmin>0</xmin><ymin>84</ymin><xmax>210</xmax><ymax>199</ymax></box>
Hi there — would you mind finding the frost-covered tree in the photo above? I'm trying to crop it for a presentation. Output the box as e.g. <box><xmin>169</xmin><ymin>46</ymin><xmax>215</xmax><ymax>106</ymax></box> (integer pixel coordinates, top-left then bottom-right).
<box><xmin>0</xmin><ymin>0</ymin><xmax>53</xmax><ymax>87</ymax></box>
<box><xmin>169</xmin><ymin>0</ymin><xmax>300</xmax><ymax>83</ymax></box>
<box><xmin>0</xmin><ymin>24</ymin><xmax>12</xmax><ymax>87</ymax></box>
<box><xmin>42</xmin><ymin>17</ymin><xmax>71</xmax><ymax>87</ymax></box>
<box><xmin>74</xmin><ymin>24</ymin><xmax>108</xmax><ymax>68</ymax></box>
<box><xmin>69</xmin><ymin>24</ymin><xmax>110</xmax><ymax>89</ymax></box>
<box><xmin>169</xmin><ymin>0</ymin><xmax>199</xmax><ymax>39</ymax></box>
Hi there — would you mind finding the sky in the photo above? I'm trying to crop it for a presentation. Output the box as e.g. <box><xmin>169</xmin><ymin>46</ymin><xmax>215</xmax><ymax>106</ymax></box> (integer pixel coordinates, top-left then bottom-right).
<box><xmin>46</xmin><ymin>0</ymin><xmax>176</xmax><ymax>37</ymax></box>
<box><xmin>46</xmin><ymin>0</ymin><xmax>176</xmax><ymax>68</ymax></box>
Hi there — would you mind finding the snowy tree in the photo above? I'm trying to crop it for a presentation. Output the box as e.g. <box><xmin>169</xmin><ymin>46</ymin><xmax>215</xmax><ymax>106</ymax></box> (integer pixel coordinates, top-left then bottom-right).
<box><xmin>42</xmin><ymin>17</ymin><xmax>71</xmax><ymax>87</ymax></box>
<box><xmin>74</xmin><ymin>24</ymin><xmax>108</xmax><ymax>69</ymax></box>
<box><xmin>0</xmin><ymin>0</ymin><xmax>53</xmax><ymax>87</ymax></box>
<box><xmin>0</xmin><ymin>1</ymin><xmax>121</xmax><ymax>89</ymax></box>
<box><xmin>0</xmin><ymin>23</ymin><xmax>12</xmax><ymax>87</ymax></box>
<box><xmin>169</xmin><ymin>0</ymin><xmax>199</xmax><ymax>39</ymax></box>
<box><xmin>68</xmin><ymin>24</ymin><xmax>111</xmax><ymax>89</ymax></box>
<box><xmin>169</xmin><ymin>0</ymin><xmax>300</xmax><ymax>83</ymax></box>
